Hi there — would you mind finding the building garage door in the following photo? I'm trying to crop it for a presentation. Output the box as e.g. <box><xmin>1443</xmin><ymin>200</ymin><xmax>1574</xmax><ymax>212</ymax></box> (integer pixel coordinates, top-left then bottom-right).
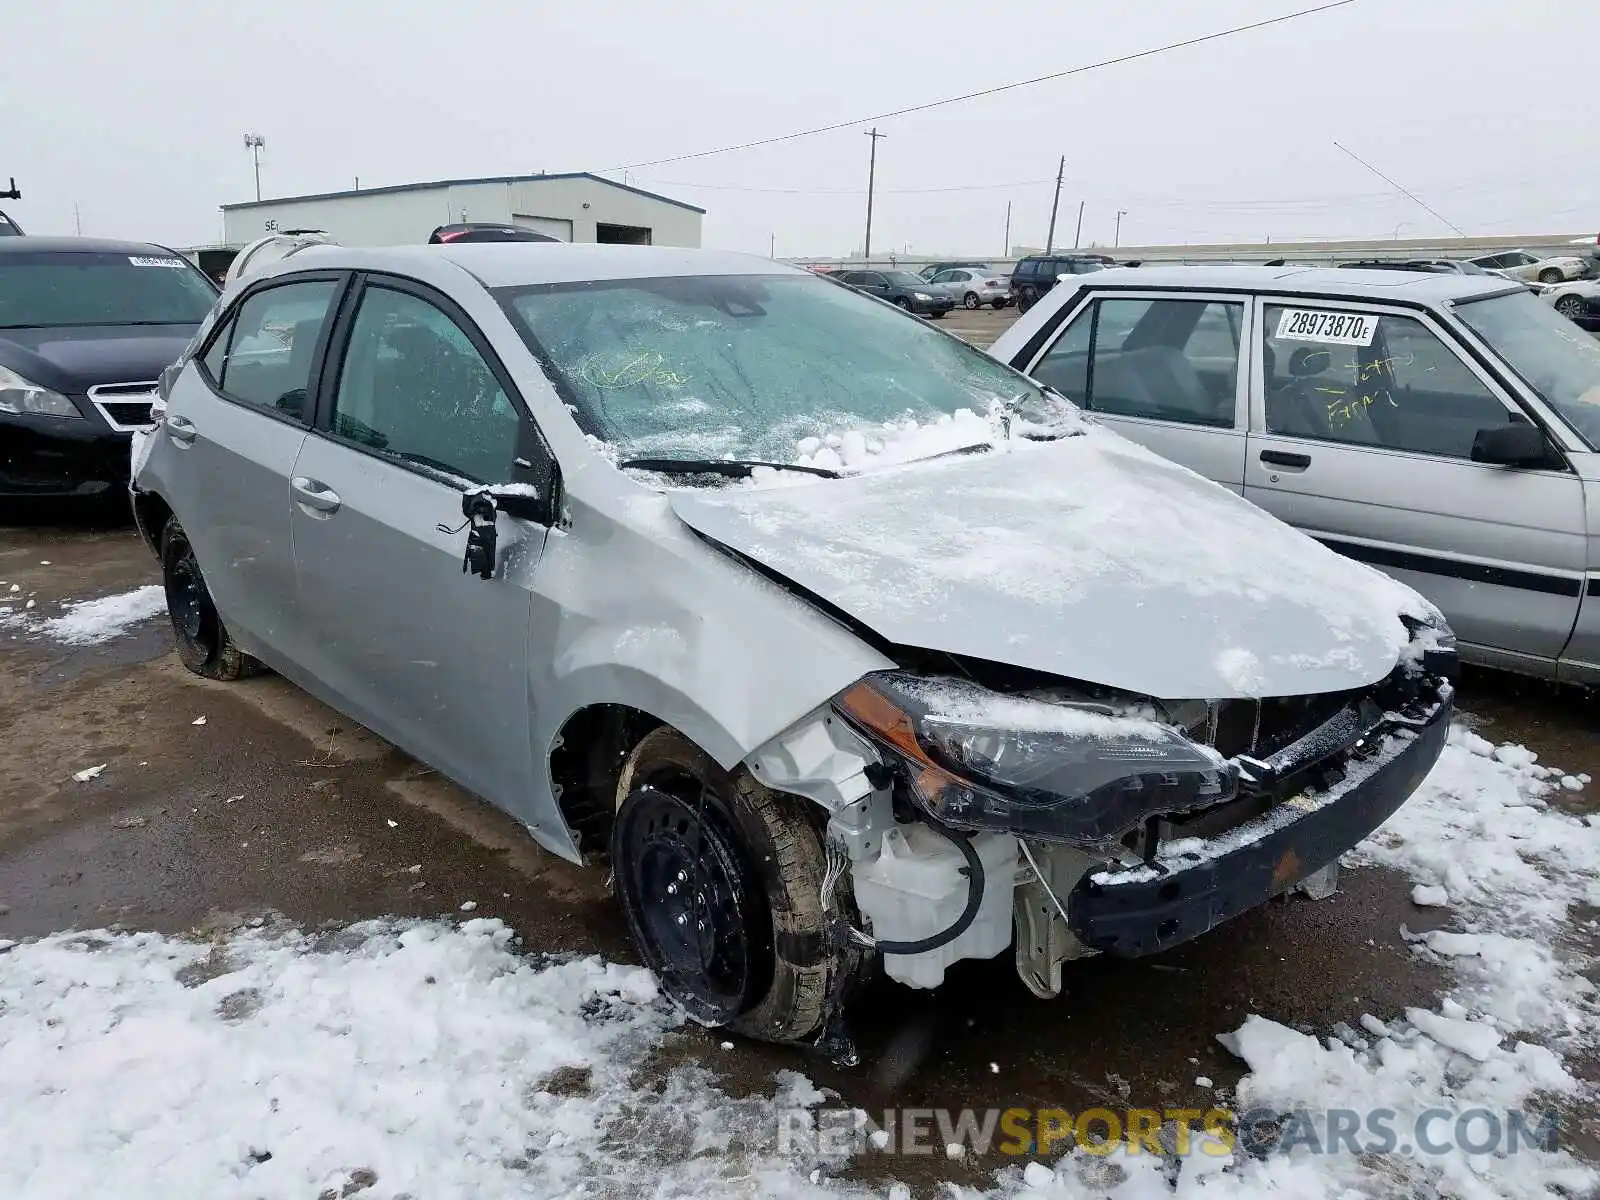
<box><xmin>513</xmin><ymin>214</ymin><xmax>572</xmax><ymax>241</ymax></box>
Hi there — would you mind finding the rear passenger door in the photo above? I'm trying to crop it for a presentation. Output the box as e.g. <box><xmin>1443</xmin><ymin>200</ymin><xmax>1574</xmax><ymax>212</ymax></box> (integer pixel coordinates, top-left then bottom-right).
<box><xmin>1020</xmin><ymin>292</ymin><xmax>1251</xmax><ymax>491</ymax></box>
<box><xmin>1244</xmin><ymin>296</ymin><xmax>1586</xmax><ymax>670</ymax></box>
<box><xmin>166</xmin><ymin>272</ymin><xmax>345</xmax><ymax>665</ymax></box>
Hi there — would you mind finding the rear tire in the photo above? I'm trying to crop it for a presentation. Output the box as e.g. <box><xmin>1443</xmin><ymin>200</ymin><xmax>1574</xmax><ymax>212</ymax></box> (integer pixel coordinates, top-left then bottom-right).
<box><xmin>992</xmin><ymin>298</ymin><xmax>1009</xmax><ymax>309</ymax></box>
<box><xmin>1539</xmin><ymin>268</ymin><xmax>1564</xmax><ymax>284</ymax></box>
<box><xmin>611</xmin><ymin>727</ymin><xmax>853</xmax><ymax>1044</ymax></box>
<box><xmin>963</xmin><ymin>291</ymin><xmax>980</xmax><ymax>310</ymax></box>
<box><xmin>160</xmin><ymin>516</ymin><xmax>260</xmax><ymax>681</ymax></box>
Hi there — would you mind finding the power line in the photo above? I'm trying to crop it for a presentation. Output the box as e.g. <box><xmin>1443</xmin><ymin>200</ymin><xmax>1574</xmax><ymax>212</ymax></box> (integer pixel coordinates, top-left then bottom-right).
<box><xmin>1331</xmin><ymin>140</ymin><xmax>1467</xmax><ymax>236</ymax></box>
<box><xmin>639</xmin><ymin>176</ymin><xmax>1057</xmax><ymax>196</ymax></box>
<box><xmin>603</xmin><ymin>0</ymin><xmax>1359</xmax><ymax>172</ymax></box>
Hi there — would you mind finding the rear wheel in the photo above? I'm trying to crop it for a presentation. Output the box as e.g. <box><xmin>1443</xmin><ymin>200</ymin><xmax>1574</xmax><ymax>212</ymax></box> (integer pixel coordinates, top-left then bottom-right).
<box><xmin>611</xmin><ymin>727</ymin><xmax>853</xmax><ymax>1044</ymax></box>
<box><xmin>160</xmin><ymin>516</ymin><xmax>260</xmax><ymax>681</ymax></box>
<box><xmin>963</xmin><ymin>291</ymin><xmax>980</xmax><ymax>310</ymax></box>
<box><xmin>992</xmin><ymin>298</ymin><xmax>1009</xmax><ymax>309</ymax></box>
<box><xmin>1539</xmin><ymin>268</ymin><xmax>1564</xmax><ymax>284</ymax></box>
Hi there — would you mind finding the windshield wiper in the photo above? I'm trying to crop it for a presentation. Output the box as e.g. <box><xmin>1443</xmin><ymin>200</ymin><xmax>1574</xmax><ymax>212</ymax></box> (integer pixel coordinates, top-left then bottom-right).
<box><xmin>619</xmin><ymin>457</ymin><xmax>840</xmax><ymax>480</ymax></box>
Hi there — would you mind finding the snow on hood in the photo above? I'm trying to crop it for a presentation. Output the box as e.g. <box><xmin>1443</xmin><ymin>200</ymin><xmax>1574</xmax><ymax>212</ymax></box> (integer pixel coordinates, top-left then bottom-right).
<box><xmin>670</xmin><ymin>427</ymin><xmax>1433</xmax><ymax>700</ymax></box>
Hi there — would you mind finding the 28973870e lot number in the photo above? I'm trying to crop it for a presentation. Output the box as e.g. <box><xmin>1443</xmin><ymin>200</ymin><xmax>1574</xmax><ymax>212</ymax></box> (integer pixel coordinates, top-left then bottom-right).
<box><xmin>1275</xmin><ymin>308</ymin><xmax>1378</xmax><ymax>346</ymax></box>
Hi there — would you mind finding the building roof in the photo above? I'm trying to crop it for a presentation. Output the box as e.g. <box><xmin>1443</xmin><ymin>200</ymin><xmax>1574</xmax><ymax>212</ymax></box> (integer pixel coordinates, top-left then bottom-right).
<box><xmin>1079</xmin><ymin>264</ymin><xmax>1515</xmax><ymax>304</ymax></box>
<box><xmin>281</xmin><ymin>242</ymin><xmax>787</xmax><ymax>289</ymax></box>
<box><xmin>221</xmin><ymin>171</ymin><xmax>705</xmax><ymax>215</ymax></box>
<box><xmin>0</xmin><ymin>235</ymin><xmax>178</xmax><ymax>256</ymax></box>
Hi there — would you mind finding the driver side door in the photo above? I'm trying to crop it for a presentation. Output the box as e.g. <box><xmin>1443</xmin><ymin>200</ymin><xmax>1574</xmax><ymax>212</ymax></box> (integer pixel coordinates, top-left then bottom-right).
<box><xmin>1243</xmin><ymin>296</ymin><xmax>1586</xmax><ymax>673</ymax></box>
<box><xmin>288</xmin><ymin>273</ymin><xmax>560</xmax><ymax>807</ymax></box>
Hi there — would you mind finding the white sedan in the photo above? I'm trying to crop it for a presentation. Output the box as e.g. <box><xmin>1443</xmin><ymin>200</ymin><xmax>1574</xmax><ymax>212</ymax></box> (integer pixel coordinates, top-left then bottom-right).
<box><xmin>923</xmin><ymin>266</ymin><xmax>1012</xmax><ymax>309</ymax></box>
<box><xmin>1470</xmin><ymin>249</ymin><xmax>1591</xmax><ymax>284</ymax></box>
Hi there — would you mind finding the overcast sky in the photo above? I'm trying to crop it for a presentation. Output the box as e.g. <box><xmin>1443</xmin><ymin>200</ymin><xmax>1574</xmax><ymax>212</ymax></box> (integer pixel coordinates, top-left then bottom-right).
<box><xmin>4</xmin><ymin>0</ymin><xmax>1595</xmax><ymax>256</ymax></box>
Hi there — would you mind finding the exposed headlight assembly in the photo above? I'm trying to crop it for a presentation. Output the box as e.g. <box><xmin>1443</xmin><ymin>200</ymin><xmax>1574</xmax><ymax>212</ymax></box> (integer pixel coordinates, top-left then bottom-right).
<box><xmin>835</xmin><ymin>672</ymin><xmax>1238</xmax><ymax>846</ymax></box>
<box><xmin>0</xmin><ymin>364</ymin><xmax>80</xmax><ymax>418</ymax></box>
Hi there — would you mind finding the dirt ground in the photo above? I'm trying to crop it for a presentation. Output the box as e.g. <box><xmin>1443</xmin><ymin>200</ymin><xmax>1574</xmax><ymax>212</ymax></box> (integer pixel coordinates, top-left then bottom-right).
<box><xmin>2</xmin><ymin>512</ymin><xmax>1596</xmax><ymax>1190</ymax></box>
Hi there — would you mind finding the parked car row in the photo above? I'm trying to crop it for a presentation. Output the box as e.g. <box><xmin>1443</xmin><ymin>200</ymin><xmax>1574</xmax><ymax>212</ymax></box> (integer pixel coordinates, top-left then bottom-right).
<box><xmin>128</xmin><ymin>242</ymin><xmax>1457</xmax><ymax>1060</ymax></box>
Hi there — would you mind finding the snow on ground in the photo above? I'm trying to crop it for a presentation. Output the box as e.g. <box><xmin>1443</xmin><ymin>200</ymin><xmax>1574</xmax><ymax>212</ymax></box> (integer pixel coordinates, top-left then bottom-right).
<box><xmin>2</xmin><ymin>729</ymin><xmax>1596</xmax><ymax>1199</ymax></box>
<box><xmin>0</xmin><ymin>584</ymin><xmax>166</xmax><ymax>646</ymax></box>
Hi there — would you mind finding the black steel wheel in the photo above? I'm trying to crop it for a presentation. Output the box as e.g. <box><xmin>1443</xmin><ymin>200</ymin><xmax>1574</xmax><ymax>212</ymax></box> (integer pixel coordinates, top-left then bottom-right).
<box><xmin>610</xmin><ymin>727</ymin><xmax>866</xmax><ymax>1045</ymax></box>
<box><xmin>612</xmin><ymin>783</ymin><xmax>769</xmax><ymax>1025</ymax></box>
<box><xmin>963</xmin><ymin>291</ymin><xmax>980</xmax><ymax>310</ymax></box>
<box><xmin>160</xmin><ymin>516</ymin><xmax>260</xmax><ymax>681</ymax></box>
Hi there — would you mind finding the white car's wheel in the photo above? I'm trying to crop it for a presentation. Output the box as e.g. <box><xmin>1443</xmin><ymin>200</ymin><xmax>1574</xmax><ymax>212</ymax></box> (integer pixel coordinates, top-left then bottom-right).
<box><xmin>963</xmin><ymin>291</ymin><xmax>981</xmax><ymax>310</ymax></box>
<box><xmin>1556</xmin><ymin>294</ymin><xmax>1585</xmax><ymax>319</ymax></box>
<box><xmin>1539</xmin><ymin>268</ymin><xmax>1565</xmax><ymax>285</ymax></box>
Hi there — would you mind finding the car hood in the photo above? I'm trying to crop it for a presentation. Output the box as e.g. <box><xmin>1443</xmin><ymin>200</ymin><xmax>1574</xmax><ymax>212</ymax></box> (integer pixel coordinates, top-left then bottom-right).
<box><xmin>0</xmin><ymin>323</ymin><xmax>198</xmax><ymax>393</ymax></box>
<box><xmin>668</xmin><ymin>429</ymin><xmax>1433</xmax><ymax>700</ymax></box>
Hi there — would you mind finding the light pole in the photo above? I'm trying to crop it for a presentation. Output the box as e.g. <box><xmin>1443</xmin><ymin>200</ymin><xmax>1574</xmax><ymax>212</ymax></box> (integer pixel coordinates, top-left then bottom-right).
<box><xmin>243</xmin><ymin>133</ymin><xmax>266</xmax><ymax>202</ymax></box>
<box><xmin>1114</xmin><ymin>209</ymin><xmax>1128</xmax><ymax>248</ymax></box>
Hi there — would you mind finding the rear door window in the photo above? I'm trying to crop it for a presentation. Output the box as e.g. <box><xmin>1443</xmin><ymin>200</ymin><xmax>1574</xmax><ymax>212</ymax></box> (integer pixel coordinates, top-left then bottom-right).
<box><xmin>202</xmin><ymin>278</ymin><xmax>339</xmax><ymax>421</ymax></box>
<box><xmin>1032</xmin><ymin>296</ymin><xmax>1242</xmax><ymax>426</ymax></box>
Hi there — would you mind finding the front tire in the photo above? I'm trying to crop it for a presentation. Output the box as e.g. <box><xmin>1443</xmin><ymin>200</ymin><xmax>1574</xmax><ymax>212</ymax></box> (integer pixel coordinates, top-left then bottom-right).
<box><xmin>1017</xmin><ymin>289</ymin><xmax>1035</xmax><ymax>314</ymax></box>
<box><xmin>611</xmin><ymin>727</ymin><xmax>852</xmax><ymax>1044</ymax></box>
<box><xmin>160</xmin><ymin>516</ymin><xmax>260</xmax><ymax>681</ymax></box>
<box><xmin>963</xmin><ymin>291</ymin><xmax>980</xmax><ymax>310</ymax></box>
<box><xmin>1556</xmin><ymin>295</ymin><xmax>1585</xmax><ymax>319</ymax></box>
<box><xmin>894</xmin><ymin>297</ymin><xmax>912</xmax><ymax>311</ymax></box>
<box><xmin>1539</xmin><ymin>268</ymin><xmax>1564</xmax><ymax>284</ymax></box>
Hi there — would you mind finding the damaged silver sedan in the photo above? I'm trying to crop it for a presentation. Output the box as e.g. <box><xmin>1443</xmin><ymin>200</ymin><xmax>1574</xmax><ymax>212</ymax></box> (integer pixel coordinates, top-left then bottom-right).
<box><xmin>131</xmin><ymin>244</ymin><xmax>1456</xmax><ymax>1061</ymax></box>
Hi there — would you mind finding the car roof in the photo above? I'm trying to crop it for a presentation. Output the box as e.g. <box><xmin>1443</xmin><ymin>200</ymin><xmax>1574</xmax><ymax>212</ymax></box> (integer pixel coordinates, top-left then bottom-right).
<box><xmin>1065</xmin><ymin>263</ymin><xmax>1514</xmax><ymax>302</ymax></box>
<box><xmin>0</xmin><ymin>234</ymin><xmax>180</xmax><ymax>256</ymax></box>
<box><xmin>290</xmin><ymin>242</ymin><xmax>802</xmax><ymax>288</ymax></box>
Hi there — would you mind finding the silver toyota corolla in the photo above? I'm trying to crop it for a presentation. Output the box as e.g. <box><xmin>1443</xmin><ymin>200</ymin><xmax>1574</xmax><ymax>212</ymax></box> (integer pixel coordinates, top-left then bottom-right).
<box><xmin>132</xmin><ymin>244</ymin><xmax>1455</xmax><ymax>1061</ymax></box>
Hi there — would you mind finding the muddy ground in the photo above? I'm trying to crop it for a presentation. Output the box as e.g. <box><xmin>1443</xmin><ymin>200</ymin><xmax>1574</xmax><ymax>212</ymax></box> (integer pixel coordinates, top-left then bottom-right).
<box><xmin>2</xmin><ymin>512</ymin><xmax>1596</xmax><ymax>1191</ymax></box>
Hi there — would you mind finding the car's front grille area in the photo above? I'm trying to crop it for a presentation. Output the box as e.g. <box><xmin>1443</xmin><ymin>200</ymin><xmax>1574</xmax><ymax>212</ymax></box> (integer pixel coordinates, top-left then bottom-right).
<box><xmin>87</xmin><ymin>382</ymin><xmax>159</xmax><ymax>432</ymax></box>
<box><xmin>1205</xmin><ymin>691</ymin><xmax>1356</xmax><ymax>761</ymax></box>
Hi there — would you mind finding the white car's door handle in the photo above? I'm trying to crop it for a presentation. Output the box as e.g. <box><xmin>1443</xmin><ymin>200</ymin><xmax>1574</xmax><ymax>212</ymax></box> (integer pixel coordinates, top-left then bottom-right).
<box><xmin>291</xmin><ymin>476</ymin><xmax>341</xmax><ymax>514</ymax></box>
<box><xmin>165</xmin><ymin>415</ymin><xmax>197</xmax><ymax>445</ymax></box>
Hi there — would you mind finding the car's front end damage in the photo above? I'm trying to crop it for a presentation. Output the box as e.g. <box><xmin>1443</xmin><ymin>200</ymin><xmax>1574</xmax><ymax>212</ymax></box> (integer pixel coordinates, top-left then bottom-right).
<box><xmin>745</xmin><ymin>623</ymin><xmax>1453</xmax><ymax>1058</ymax></box>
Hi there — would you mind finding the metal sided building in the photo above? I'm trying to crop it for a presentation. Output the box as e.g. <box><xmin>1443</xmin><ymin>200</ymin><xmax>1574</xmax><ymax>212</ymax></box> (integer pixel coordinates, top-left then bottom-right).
<box><xmin>221</xmin><ymin>172</ymin><xmax>704</xmax><ymax>248</ymax></box>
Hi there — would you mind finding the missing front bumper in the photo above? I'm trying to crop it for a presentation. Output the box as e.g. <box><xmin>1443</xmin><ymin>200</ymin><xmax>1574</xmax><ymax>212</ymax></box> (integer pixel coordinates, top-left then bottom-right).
<box><xmin>1065</xmin><ymin>685</ymin><xmax>1452</xmax><ymax>957</ymax></box>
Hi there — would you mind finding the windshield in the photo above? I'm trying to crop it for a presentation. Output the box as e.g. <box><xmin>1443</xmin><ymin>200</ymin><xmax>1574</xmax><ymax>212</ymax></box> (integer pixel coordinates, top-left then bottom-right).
<box><xmin>0</xmin><ymin>251</ymin><xmax>217</xmax><ymax>328</ymax></box>
<box><xmin>499</xmin><ymin>272</ymin><xmax>1068</xmax><ymax>470</ymax></box>
<box><xmin>1454</xmin><ymin>290</ymin><xmax>1600</xmax><ymax>447</ymax></box>
<box><xmin>882</xmin><ymin>271</ymin><xmax>927</xmax><ymax>288</ymax></box>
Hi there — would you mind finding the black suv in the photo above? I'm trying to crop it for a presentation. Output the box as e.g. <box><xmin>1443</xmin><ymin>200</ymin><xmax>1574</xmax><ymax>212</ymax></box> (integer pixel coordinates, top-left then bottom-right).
<box><xmin>1010</xmin><ymin>253</ymin><xmax>1116</xmax><ymax>312</ymax></box>
<box><xmin>0</xmin><ymin>237</ymin><xmax>218</xmax><ymax>506</ymax></box>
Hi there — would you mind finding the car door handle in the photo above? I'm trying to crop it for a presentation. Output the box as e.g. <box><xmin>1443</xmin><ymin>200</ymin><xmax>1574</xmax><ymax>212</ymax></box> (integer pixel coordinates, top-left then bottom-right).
<box><xmin>1260</xmin><ymin>449</ymin><xmax>1311</xmax><ymax>470</ymax></box>
<box><xmin>291</xmin><ymin>476</ymin><xmax>341</xmax><ymax>514</ymax></box>
<box><xmin>165</xmin><ymin>415</ymin><xmax>198</xmax><ymax>446</ymax></box>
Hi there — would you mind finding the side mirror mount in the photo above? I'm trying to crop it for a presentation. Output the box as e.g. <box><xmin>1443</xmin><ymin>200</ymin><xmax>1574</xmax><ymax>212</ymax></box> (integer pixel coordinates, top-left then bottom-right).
<box><xmin>1471</xmin><ymin>422</ymin><xmax>1560</xmax><ymax>469</ymax></box>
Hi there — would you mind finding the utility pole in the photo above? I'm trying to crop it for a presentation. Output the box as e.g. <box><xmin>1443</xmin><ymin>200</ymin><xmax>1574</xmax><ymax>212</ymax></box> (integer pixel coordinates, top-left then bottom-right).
<box><xmin>74</xmin><ymin>204</ymin><xmax>81</xmax><ymax>235</ymax></box>
<box><xmin>243</xmin><ymin>133</ymin><xmax>266</xmax><ymax>201</ymax></box>
<box><xmin>769</xmin><ymin>232</ymin><xmax>776</xmax><ymax>259</ymax></box>
<box><xmin>1003</xmin><ymin>201</ymin><xmax>1012</xmax><ymax>256</ymax></box>
<box><xmin>1114</xmin><ymin>209</ymin><xmax>1127</xmax><ymax>248</ymax></box>
<box><xmin>1045</xmin><ymin>155</ymin><xmax>1065</xmax><ymax>252</ymax></box>
<box><xmin>1073</xmin><ymin>200</ymin><xmax>1085</xmax><ymax>249</ymax></box>
<box><xmin>862</xmin><ymin>127</ymin><xmax>886</xmax><ymax>261</ymax></box>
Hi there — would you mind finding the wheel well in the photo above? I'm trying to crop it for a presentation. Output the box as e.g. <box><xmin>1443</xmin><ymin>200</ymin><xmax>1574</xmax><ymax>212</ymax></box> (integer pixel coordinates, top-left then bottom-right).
<box><xmin>132</xmin><ymin>490</ymin><xmax>173</xmax><ymax>559</ymax></box>
<box><xmin>548</xmin><ymin>704</ymin><xmax>663</xmax><ymax>859</ymax></box>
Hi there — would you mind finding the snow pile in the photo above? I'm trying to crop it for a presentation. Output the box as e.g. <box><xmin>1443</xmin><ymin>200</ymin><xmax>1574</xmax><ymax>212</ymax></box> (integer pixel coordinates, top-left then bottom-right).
<box><xmin>0</xmin><ymin>584</ymin><xmax>166</xmax><ymax>646</ymax></box>
<box><xmin>0</xmin><ymin>918</ymin><xmax>861</xmax><ymax>1200</ymax></box>
<box><xmin>795</xmin><ymin>408</ymin><xmax>999</xmax><ymax>474</ymax></box>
